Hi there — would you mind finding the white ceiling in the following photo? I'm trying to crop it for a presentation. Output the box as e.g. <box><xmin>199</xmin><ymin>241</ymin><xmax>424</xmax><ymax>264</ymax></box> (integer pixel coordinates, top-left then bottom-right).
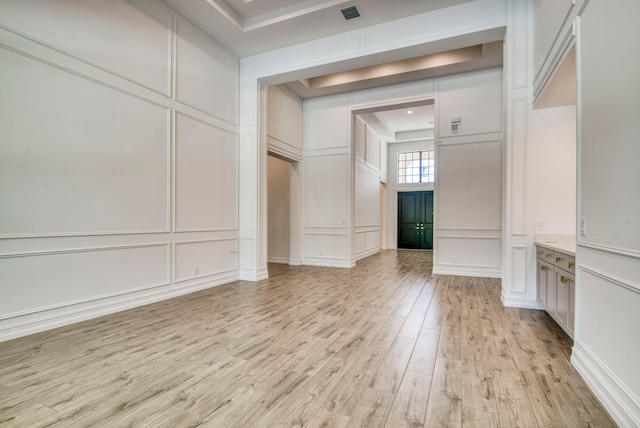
<box><xmin>160</xmin><ymin>0</ymin><xmax>475</xmax><ymax>58</ymax></box>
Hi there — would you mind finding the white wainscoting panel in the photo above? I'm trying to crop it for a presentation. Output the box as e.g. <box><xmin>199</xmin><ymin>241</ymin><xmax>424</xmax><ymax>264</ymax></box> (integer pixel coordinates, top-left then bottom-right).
<box><xmin>437</xmin><ymin>139</ymin><xmax>502</xmax><ymax>230</ymax></box>
<box><xmin>510</xmin><ymin>245</ymin><xmax>527</xmax><ymax>293</ymax></box>
<box><xmin>175</xmin><ymin>19</ymin><xmax>238</xmax><ymax>124</ymax></box>
<box><xmin>0</xmin><ymin>0</ymin><xmax>172</xmax><ymax>95</ymax></box>
<box><xmin>304</xmin><ymin>233</ymin><xmax>350</xmax><ymax>265</ymax></box>
<box><xmin>355</xmin><ymin>162</ymin><xmax>380</xmax><ymax>228</ymax></box>
<box><xmin>175</xmin><ymin>113</ymin><xmax>237</xmax><ymax>232</ymax></box>
<box><xmin>354</xmin><ymin>116</ymin><xmax>366</xmax><ymax>160</ymax></box>
<box><xmin>0</xmin><ymin>244</ymin><xmax>170</xmax><ymax>317</ymax></box>
<box><xmin>303</xmin><ymin>95</ymin><xmax>351</xmax><ymax>150</ymax></box>
<box><xmin>435</xmin><ymin>236</ymin><xmax>501</xmax><ymax>277</ymax></box>
<box><xmin>365</xmin><ymin>126</ymin><xmax>380</xmax><ymax>170</ymax></box>
<box><xmin>0</xmin><ymin>48</ymin><xmax>170</xmax><ymax>237</ymax></box>
<box><xmin>305</xmin><ymin>153</ymin><xmax>349</xmax><ymax>228</ymax></box>
<box><xmin>174</xmin><ymin>239</ymin><xmax>238</xmax><ymax>282</ymax></box>
<box><xmin>510</xmin><ymin>97</ymin><xmax>528</xmax><ymax>236</ymax></box>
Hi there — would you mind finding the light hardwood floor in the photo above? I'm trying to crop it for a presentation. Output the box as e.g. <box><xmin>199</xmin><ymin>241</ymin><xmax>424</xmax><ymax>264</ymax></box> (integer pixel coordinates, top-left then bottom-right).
<box><xmin>0</xmin><ymin>250</ymin><xmax>616</xmax><ymax>427</ymax></box>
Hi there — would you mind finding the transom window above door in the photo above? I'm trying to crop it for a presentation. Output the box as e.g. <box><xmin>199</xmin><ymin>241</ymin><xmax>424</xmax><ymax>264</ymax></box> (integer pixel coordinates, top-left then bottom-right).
<box><xmin>398</xmin><ymin>150</ymin><xmax>434</xmax><ymax>183</ymax></box>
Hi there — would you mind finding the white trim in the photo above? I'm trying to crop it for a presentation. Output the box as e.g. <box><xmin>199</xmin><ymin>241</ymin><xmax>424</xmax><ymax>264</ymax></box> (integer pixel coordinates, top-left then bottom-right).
<box><xmin>572</xmin><ymin>341</ymin><xmax>640</xmax><ymax>428</ymax></box>
<box><xmin>578</xmin><ymin>241</ymin><xmax>640</xmax><ymax>259</ymax></box>
<box><xmin>433</xmin><ymin>266</ymin><xmax>501</xmax><ymax>278</ymax></box>
<box><xmin>579</xmin><ymin>264</ymin><xmax>640</xmax><ymax>295</ymax></box>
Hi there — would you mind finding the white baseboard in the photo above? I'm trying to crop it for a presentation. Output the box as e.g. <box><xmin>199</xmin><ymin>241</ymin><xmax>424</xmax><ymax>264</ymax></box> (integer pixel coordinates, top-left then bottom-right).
<box><xmin>239</xmin><ymin>268</ymin><xmax>269</xmax><ymax>281</ymax></box>
<box><xmin>288</xmin><ymin>259</ymin><xmax>302</xmax><ymax>266</ymax></box>
<box><xmin>267</xmin><ymin>257</ymin><xmax>290</xmax><ymax>264</ymax></box>
<box><xmin>571</xmin><ymin>341</ymin><xmax>640</xmax><ymax>428</ymax></box>
<box><xmin>302</xmin><ymin>257</ymin><xmax>355</xmax><ymax>268</ymax></box>
<box><xmin>500</xmin><ymin>293</ymin><xmax>544</xmax><ymax>310</ymax></box>
<box><xmin>355</xmin><ymin>247</ymin><xmax>380</xmax><ymax>261</ymax></box>
<box><xmin>432</xmin><ymin>265</ymin><xmax>501</xmax><ymax>278</ymax></box>
<box><xmin>0</xmin><ymin>271</ymin><xmax>239</xmax><ymax>343</ymax></box>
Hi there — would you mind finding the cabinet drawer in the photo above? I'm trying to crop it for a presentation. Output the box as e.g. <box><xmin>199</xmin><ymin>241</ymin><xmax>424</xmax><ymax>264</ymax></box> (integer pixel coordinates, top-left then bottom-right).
<box><xmin>554</xmin><ymin>252</ymin><xmax>575</xmax><ymax>274</ymax></box>
<box><xmin>541</xmin><ymin>248</ymin><xmax>555</xmax><ymax>263</ymax></box>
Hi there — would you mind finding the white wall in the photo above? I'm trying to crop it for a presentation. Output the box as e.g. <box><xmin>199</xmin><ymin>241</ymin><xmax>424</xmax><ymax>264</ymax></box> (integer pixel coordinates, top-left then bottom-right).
<box><xmin>528</xmin><ymin>105</ymin><xmax>576</xmax><ymax>235</ymax></box>
<box><xmin>570</xmin><ymin>0</ymin><xmax>640</xmax><ymax>425</ymax></box>
<box><xmin>267</xmin><ymin>155</ymin><xmax>291</xmax><ymax>264</ymax></box>
<box><xmin>0</xmin><ymin>0</ymin><xmax>239</xmax><ymax>341</ymax></box>
<box><xmin>434</xmin><ymin>68</ymin><xmax>503</xmax><ymax>277</ymax></box>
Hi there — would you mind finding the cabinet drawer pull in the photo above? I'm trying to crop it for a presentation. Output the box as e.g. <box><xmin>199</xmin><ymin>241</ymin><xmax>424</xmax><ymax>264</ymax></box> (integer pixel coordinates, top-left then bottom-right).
<box><xmin>540</xmin><ymin>265</ymin><xmax>548</xmax><ymax>271</ymax></box>
<box><xmin>537</xmin><ymin>250</ymin><xmax>543</xmax><ymax>256</ymax></box>
<box><xmin>545</xmin><ymin>253</ymin><xmax>552</xmax><ymax>258</ymax></box>
<box><xmin>556</xmin><ymin>257</ymin><xmax>563</xmax><ymax>263</ymax></box>
<box><xmin>568</xmin><ymin>262</ymin><xmax>575</xmax><ymax>268</ymax></box>
<box><xmin>560</xmin><ymin>276</ymin><xmax>569</xmax><ymax>284</ymax></box>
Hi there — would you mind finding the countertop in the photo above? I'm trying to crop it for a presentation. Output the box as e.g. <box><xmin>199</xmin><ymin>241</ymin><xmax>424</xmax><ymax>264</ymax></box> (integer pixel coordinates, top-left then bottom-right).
<box><xmin>534</xmin><ymin>234</ymin><xmax>576</xmax><ymax>256</ymax></box>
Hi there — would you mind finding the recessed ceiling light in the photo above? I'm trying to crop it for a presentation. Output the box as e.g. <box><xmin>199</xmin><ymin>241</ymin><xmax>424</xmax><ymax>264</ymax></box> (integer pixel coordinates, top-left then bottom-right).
<box><xmin>407</xmin><ymin>110</ymin><xmax>413</xmax><ymax>114</ymax></box>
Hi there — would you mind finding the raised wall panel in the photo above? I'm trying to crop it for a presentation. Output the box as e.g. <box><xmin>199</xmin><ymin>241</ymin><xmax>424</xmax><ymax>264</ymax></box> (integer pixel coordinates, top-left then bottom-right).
<box><xmin>175</xmin><ymin>19</ymin><xmax>238</xmax><ymax>124</ymax></box>
<box><xmin>0</xmin><ymin>48</ymin><xmax>169</xmax><ymax>237</ymax></box>
<box><xmin>175</xmin><ymin>113</ymin><xmax>237</xmax><ymax>232</ymax></box>
<box><xmin>355</xmin><ymin>162</ymin><xmax>380</xmax><ymax>228</ymax></box>
<box><xmin>511</xmin><ymin>245</ymin><xmax>527</xmax><ymax>292</ymax></box>
<box><xmin>365</xmin><ymin>126</ymin><xmax>380</xmax><ymax>170</ymax></box>
<box><xmin>366</xmin><ymin>230</ymin><xmax>380</xmax><ymax>250</ymax></box>
<box><xmin>437</xmin><ymin>140</ymin><xmax>502</xmax><ymax>230</ymax></box>
<box><xmin>303</xmin><ymin>95</ymin><xmax>351</xmax><ymax>150</ymax></box>
<box><xmin>437</xmin><ymin>68</ymin><xmax>503</xmax><ymax>137</ymax></box>
<box><xmin>0</xmin><ymin>244</ymin><xmax>169</xmax><ymax>317</ymax></box>
<box><xmin>355</xmin><ymin>232</ymin><xmax>366</xmax><ymax>254</ymax></box>
<box><xmin>510</xmin><ymin>97</ymin><xmax>528</xmax><ymax>235</ymax></box>
<box><xmin>354</xmin><ymin>117</ymin><xmax>366</xmax><ymax>160</ymax></box>
<box><xmin>305</xmin><ymin>154</ymin><xmax>349</xmax><ymax>228</ymax></box>
<box><xmin>436</xmin><ymin>237</ymin><xmax>501</xmax><ymax>269</ymax></box>
<box><xmin>175</xmin><ymin>239</ymin><xmax>238</xmax><ymax>282</ymax></box>
<box><xmin>305</xmin><ymin>234</ymin><xmax>348</xmax><ymax>260</ymax></box>
<box><xmin>0</xmin><ymin>0</ymin><xmax>172</xmax><ymax>95</ymax></box>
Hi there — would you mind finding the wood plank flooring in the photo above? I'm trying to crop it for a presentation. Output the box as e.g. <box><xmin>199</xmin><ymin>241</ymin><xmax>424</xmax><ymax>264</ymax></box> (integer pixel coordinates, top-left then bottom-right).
<box><xmin>0</xmin><ymin>250</ymin><xmax>616</xmax><ymax>427</ymax></box>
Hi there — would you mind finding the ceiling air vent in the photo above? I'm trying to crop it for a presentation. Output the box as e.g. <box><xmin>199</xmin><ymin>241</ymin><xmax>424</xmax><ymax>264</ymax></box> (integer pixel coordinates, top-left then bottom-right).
<box><xmin>340</xmin><ymin>5</ymin><xmax>360</xmax><ymax>20</ymax></box>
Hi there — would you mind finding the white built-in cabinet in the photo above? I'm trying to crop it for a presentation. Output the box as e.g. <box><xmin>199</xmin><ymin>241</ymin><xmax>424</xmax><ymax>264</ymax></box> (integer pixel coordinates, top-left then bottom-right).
<box><xmin>536</xmin><ymin>243</ymin><xmax>575</xmax><ymax>338</ymax></box>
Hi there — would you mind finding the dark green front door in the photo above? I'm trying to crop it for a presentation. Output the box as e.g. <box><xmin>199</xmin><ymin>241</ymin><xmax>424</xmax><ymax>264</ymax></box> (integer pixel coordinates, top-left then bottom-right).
<box><xmin>398</xmin><ymin>191</ymin><xmax>433</xmax><ymax>249</ymax></box>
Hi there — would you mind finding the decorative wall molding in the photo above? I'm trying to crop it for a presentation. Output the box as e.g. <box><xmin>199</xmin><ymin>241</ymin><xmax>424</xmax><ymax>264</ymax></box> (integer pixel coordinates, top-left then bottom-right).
<box><xmin>510</xmin><ymin>97</ymin><xmax>528</xmax><ymax>236</ymax></box>
<box><xmin>0</xmin><ymin>270</ymin><xmax>238</xmax><ymax>343</ymax></box>
<box><xmin>533</xmin><ymin>1</ymin><xmax>576</xmax><ymax>83</ymax></box>
<box><xmin>267</xmin><ymin>136</ymin><xmax>302</xmax><ymax>162</ymax></box>
<box><xmin>578</xmin><ymin>240</ymin><xmax>640</xmax><ymax>260</ymax></box>
<box><xmin>433</xmin><ymin>265</ymin><xmax>501</xmax><ymax>278</ymax></box>
<box><xmin>579</xmin><ymin>265</ymin><xmax>640</xmax><ymax>295</ymax></box>
<box><xmin>533</xmin><ymin>25</ymin><xmax>576</xmax><ymax>105</ymax></box>
<box><xmin>0</xmin><ymin>243</ymin><xmax>171</xmax><ymax>320</ymax></box>
<box><xmin>510</xmin><ymin>245</ymin><xmax>527</xmax><ymax>293</ymax></box>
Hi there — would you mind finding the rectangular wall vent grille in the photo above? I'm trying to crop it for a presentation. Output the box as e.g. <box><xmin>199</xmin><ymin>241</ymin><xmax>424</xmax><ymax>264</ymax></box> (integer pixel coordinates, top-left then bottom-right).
<box><xmin>340</xmin><ymin>5</ymin><xmax>360</xmax><ymax>20</ymax></box>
